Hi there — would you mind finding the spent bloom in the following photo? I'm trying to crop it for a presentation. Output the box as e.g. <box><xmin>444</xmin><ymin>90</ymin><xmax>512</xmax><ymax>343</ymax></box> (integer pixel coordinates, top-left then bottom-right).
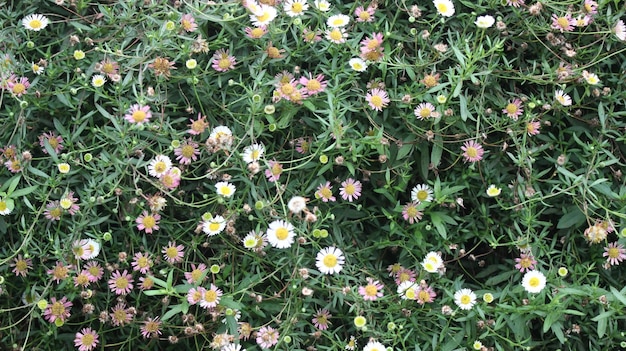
<box><xmin>521</xmin><ymin>270</ymin><xmax>547</xmax><ymax>293</ymax></box>
<box><xmin>454</xmin><ymin>288</ymin><xmax>477</xmax><ymax>310</ymax></box>
<box><xmin>22</xmin><ymin>14</ymin><xmax>49</xmax><ymax>31</ymax></box>
<box><xmin>256</xmin><ymin>326</ymin><xmax>279</xmax><ymax>349</ymax></box>
<box><xmin>287</xmin><ymin>196</ymin><xmax>308</xmax><ymax>214</ymax></box>
<box><xmin>366</xmin><ymin>88</ymin><xmax>390</xmax><ymax>111</ymax></box>
<box><xmin>316</xmin><ymin>246</ymin><xmax>345</xmax><ymax>274</ymax></box>
<box><xmin>461</xmin><ymin>140</ymin><xmax>485</xmax><ymax>162</ymax></box>
<box><xmin>603</xmin><ymin>242</ymin><xmax>626</xmax><ymax>266</ymax></box>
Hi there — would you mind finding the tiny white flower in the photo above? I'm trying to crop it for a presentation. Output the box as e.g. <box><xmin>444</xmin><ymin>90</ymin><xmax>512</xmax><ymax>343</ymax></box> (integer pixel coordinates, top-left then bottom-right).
<box><xmin>215</xmin><ymin>181</ymin><xmax>236</xmax><ymax>198</ymax></box>
<box><xmin>22</xmin><ymin>14</ymin><xmax>49</xmax><ymax>31</ymax></box>
<box><xmin>454</xmin><ymin>288</ymin><xmax>476</xmax><ymax>310</ymax></box>
<box><xmin>91</xmin><ymin>74</ymin><xmax>106</xmax><ymax>88</ymax></box>
<box><xmin>266</xmin><ymin>219</ymin><xmax>295</xmax><ymax>249</ymax></box>
<box><xmin>327</xmin><ymin>14</ymin><xmax>350</xmax><ymax>28</ymax></box>
<box><xmin>475</xmin><ymin>15</ymin><xmax>495</xmax><ymax>28</ymax></box>
<box><xmin>522</xmin><ymin>270</ymin><xmax>546</xmax><ymax>293</ymax></box>
<box><xmin>203</xmin><ymin>215</ymin><xmax>226</xmax><ymax>236</ymax></box>
<box><xmin>287</xmin><ymin>196</ymin><xmax>307</xmax><ymax>214</ymax></box>
<box><xmin>433</xmin><ymin>0</ymin><xmax>455</xmax><ymax>17</ymax></box>
<box><xmin>349</xmin><ymin>58</ymin><xmax>367</xmax><ymax>72</ymax></box>
<box><xmin>486</xmin><ymin>184</ymin><xmax>502</xmax><ymax>197</ymax></box>
<box><xmin>315</xmin><ymin>246</ymin><xmax>345</xmax><ymax>274</ymax></box>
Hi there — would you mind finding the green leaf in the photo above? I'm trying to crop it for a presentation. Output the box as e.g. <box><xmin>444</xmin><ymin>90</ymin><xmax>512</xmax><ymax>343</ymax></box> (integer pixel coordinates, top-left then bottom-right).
<box><xmin>10</xmin><ymin>185</ymin><xmax>38</xmax><ymax>198</ymax></box>
<box><xmin>459</xmin><ymin>95</ymin><xmax>470</xmax><ymax>121</ymax></box>
<box><xmin>543</xmin><ymin>312</ymin><xmax>562</xmax><ymax>333</ymax></box>
<box><xmin>429</xmin><ymin>212</ymin><xmax>447</xmax><ymax>239</ymax></box>
<box><xmin>610</xmin><ymin>286</ymin><xmax>626</xmax><ymax>307</ymax></box>
<box><xmin>485</xmin><ymin>270</ymin><xmax>515</xmax><ymax>285</ymax></box>
<box><xmin>4</xmin><ymin>175</ymin><xmax>21</xmax><ymax>196</ymax></box>
<box><xmin>161</xmin><ymin>304</ymin><xmax>183</xmax><ymax>322</ymax></box>
<box><xmin>556</xmin><ymin>207</ymin><xmax>585</xmax><ymax>229</ymax></box>
<box><xmin>430</xmin><ymin>136</ymin><xmax>443</xmax><ymax>168</ymax></box>
<box><xmin>142</xmin><ymin>289</ymin><xmax>168</xmax><ymax>296</ymax></box>
<box><xmin>550</xmin><ymin>322</ymin><xmax>566</xmax><ymax>343</ymax></box>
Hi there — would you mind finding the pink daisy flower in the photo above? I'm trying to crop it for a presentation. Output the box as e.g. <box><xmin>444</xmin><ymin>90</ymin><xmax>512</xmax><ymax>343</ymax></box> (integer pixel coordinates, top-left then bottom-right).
<box><xmin>199</xmin><ymin>283</ymin><xmax>223</xmax><ymax>309</ymax></box>
<box><xmin>603</xmin><ymin>242</ymin><xmax>626</xmax><ymax>266</ymax></box>
<box><xmin>60</xmin><ymin>191</ymin><xmax>80</xmax><ymax>215</ymax></box>
<box><xmin>526</xmin><ymin>121</ymin><xmax>541</xmax><ymax>136</ymax></box>
<box><xmin>47</xmin><ymin>261</ymin><xmax>72</xmax><ymax>283</ymax></box>
<box><xmin>174</xmin><ymin>139</ymin><xmax>200</xmax><ymax>165</ymax></box>
<box><xmin>461</xmin><ymin>140</ymin><xmax>484</xmax><ymax>162</ymax></box>
<box><xmin>187</xmin><ymin>113</ymin><xmax>209</xmax><ymax>135</ymax></box>
<box><xmin>136</xmin><ymin>211</ymin><xmax>160</xmax><ymax>234</ymax></box>
<box><xmin>108</xmin><ymin>269</ymin><xmax>134</xmax><ymax>295</ymax></box>
<box><xmin>339</xmin><ymin>178</ymin><xmax>362</xmax><ymax>202</ymax></box>
<box><xmin>7</xmin><ymin>76</ymin><xmax>29</xmax><ymax>97</ymax></box>
<box><xmin>74</xmin><ymin>328</ymin><xmax>99</xmax><ymax>351</ymax></box>
<box><xmin>394</xmin><ymin>267</ymin><xmax>416</xmax><ymax>285</ymax></box>
<box><xmin>84</xmin><ymin>261</ymin><xmax>104</xmax><ymax>283</ymax></box>
<box><xmin>187</xmin><ymin>286</ymin><xmax>205</xmax><ymax>305</ymax></box>
<box><xmin>312</xmin><ymin>309</ymin><xmax>332</xmax><ymax>330</ymax></box>
<box><xmin>43</xmin><ymin>296</ymin><xmax>73</xmax><ymax>323</ymax></box>
<box><xmin>299</xmin><ymin>73</ymin><xmax>327</xmax><ymax>96</ymax></box>
<box><xmin>365</xmin><ymin>88</ymin><xmax>390</xmax><ymax>111</ymax></box>
<box><xmin>502</xmin><ymin>98</ymin><xmax>523</xmax><ymax>120</ymax></box>
<box><xmin>514</xmin><ymin>253</ymin><xmax>537</xmax><ymax>273</ymax></box>
<box><xmin>551</xmin><ymin>13</ymin><xmax>575</xmax><ymax>32</ymax></box>
<box><xmin>131</xmin><ymin>252</ymin><xmax>152</xmax><ymax>274</ymax></box>
<box><xmin>355</xmin><ymin>5</ymin><xmax>376</xmax><ymax>22</ymax></box>
<box><xmin>265</xmin><ymin>159</ymin><xmax>283</xmax><ymax>182</ymax></box>
<box><xmin>11</xmin><ymin>254</ymin><xmax>32</xmax><ymax>277</ymax></box>
<box><xmin>245</xmin><ymin>26</ymin><xmax>268</xmax><ymax>39</ymax></box>
<box><xmin>162</xmin><ymin>241</ymin><xmax>184</xmax><ymax>264</ymax></box>
<box><xmin>44</xmin><ymin>200</ymin><xmax>63</xmax><ymax>221</ymax></box>
<box><xmin>181</xmin><ymin>13</ymin><xmax>197</xmax><ymax>32</ymax></box>
<box><xmin>124</xmin><ymin>104</ymin><xmax>152</xmax><ymax>125</ymax></box>
<box><xmin>415</xmin><ymin>282</ymin><xmax>437</xmax><ymax>305</ymax></box>
<box><xmin>73</xmin><ymin>270</ymin><xmax>91</xmax><ymax>288</ymax></box>
<box><xmin>141</xmin><ymin>316</ymin><xmax>162</xmax><ymax>339</ymax></box>
<box><xmin>39</xmin><ymin>131</ymin><xmax>64</xmax><ymax>154</ymax></box>
<box><xmin>402</xmin><ymin>201</ymin><xmax>423</xmax><ymax>224</ymax></box>
<box><xmin>358</xmin><ymin>277</ymin><xmax>384</xmax><ymax>301</ymax></box>
<box><xmin>185</xmin><ymin>263</ymin><xmax>208</xmax><ymax>284</ymax></box>
<box><xmin>212</xmin><ymin>49</ymin><xmax>237</xmax><ymax>72</ymax></box>
<box><xmin>583</xmin><ymin>0</ymin><xmax>598</xmax><ymax>14</ymax></box>
<box><xmin>316</xmin><ymin>181</ymin><xmax>336</xmax><ymax>202</ymax></box>
<box><xmin>160</xmin><ymin>168</ymin><xmax>181</xmax><ymax>190</ymax></box>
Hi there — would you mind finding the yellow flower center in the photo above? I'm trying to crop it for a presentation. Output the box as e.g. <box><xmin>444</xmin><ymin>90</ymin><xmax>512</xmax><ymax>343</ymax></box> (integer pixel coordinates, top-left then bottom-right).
<box><xmin>466</xmin><ymin>147</ymin><xmax>478</xmax><ymax>158</ymax></box>
<box><xmin>165</xmin><ymin>247</ymin><xmax>178</xmax><ymax>259</ymax></box>
<box><xmin>271</xmin><ymin>163</ymin><xmax>282</xmax><ymax>176</ymax></box>
<box><xmin>416</xmin><ymin>190</ymin><xmax>429</xmax><ymax>201</ymax></box>
<box><xmin>29</xmin><ymin>19</ymin><xmax>43</xmax><ymax>29</ymax></box>
<box><xmin>370</xmin><ymin>95</ymin><xmax>383</xmax><ymax>108</ymax></box>
<box><xmin>528</xmin><ymin>277</ymin><xmax>540</xmax><ymax>287</ymax></box>
<box><xmin>460</xmin><ymin>294</ymin><xmax>471</xmax><ymax>305</ymax></box>
<box><xmin>250</xmin><ymin>27</ymin><xmax>264</xmax><ymax>38</ymax></box>
<box><xmin>51</xmin><ymin>302</ymin><xmax>64</xmax><ymax>316</ymax></box>
<box><xmin>292</xmin><ymin>3</ymin><xmax>303</xmax><ymax>12</ymax></box>
<box><xmin>306</xmin><ymin>80</ymin><xmax>321</xmax><ymax>91</ymax></box>
<box><xmin>367</xmin><ymin>39</ymin><xmax>379</xmax><ymax>50</ymax></box>
<box><xmin>132</xmin><ymin>110</ymin><xmax>146</xmax><ymax>123</ymax></box>
<box><xmin>204</xmin><ymin>289</ymin><xmax>218</xmax><ymax>303</ymax></box>
<box><xmin>323</xmin><ymin>254</ymin><xmax>337</xmax><ymax>267</ymax></box>
<box><xmin>181</xmin><ymin>145</ymin><xmax>195</xmax><ymax>158</ymax></box>
<box><xmin>423</xmin><ymin>75</ymin><xmax>437</xmax><ymax>87</ymax></box>
<box><xmin>344</xmin><ymin>184</ymin><xmax>355</xmax><ymax>195</ymax></box>
<box><xmin>419</xmin><ymin>107</ymin><xmax>432</xmax><ymax>118</ymax></box>
<box><xmin>405</xmin><ymin>288</ymin><xmax>416</xmax><ymax>299</ymax></box>
<box><xmin>0</xmin><ymin>202</ymin><xmax>7</xmax><ymax>211</ymax></box>
<box><xmin>209</xmin><ymin>221</ymin><xmax>221</xmax><ymax>232</ymax></box>
<box><xmin>81</xmin><ymin>333</ymin><xmax>94</xmax><ymax>346</ymax></box>
<box><xmin>359</xmin><ymin>12</ymin><xmax>371</xmax><ymax>21</ymax></box>
<box><xmin>219</xmin><ymin>186</ymin><xmax>232</xmax><ymax>196</ymax></box>
<box><xmin>418</xmin><ymin>290</ymin><xmax>431</xmax><ymax>301</ymax></box>
<box><xmin>280</xmin><ymin>83</ymin><xmax>295</xmax><ymax>95</ymax></box>
<box><xmin>436</xmin><ymin>4</ymin><xmax>448</xmax><ymax>13</ymax></box>
<box><xmin>218</xmin><ymin>58</ymin><xmax>232</xmax><ymax>70</ymax></box>
<box><xmin>190</xmin><ymin>269</ymin><xmax>202</xmax><ymax>281</ymax></box>
<box><xmin>320</xmin><ymin>187</ymin><xmax>332</xmax><ymax>198</ymax></box>
<box><xmin>275</xmin><ymin>227</ymin><xmax>289</xmax><ymax>240</ymax></box>
<box><xmin>364</xmin><ymin>284</ymin><xmax>378</xmax><ymax>296</ymax></box>
<box><xmin>76</xmin><ymin>274</ymin><xmax>89</xmax><ymax>285</ymax></box>
<box><xmin>257</xmin><ymin>11</ymin><xmax>270</xmax><ymax>23</ymax></box>
<box><xmin>102</xmin><ymin>62</ymin><xmax>115</xmax><ymax>74</ymax></box>
<box><xmin>607</xmin><ymin>247</ymin><xmax>620</xmax><ymax>259</ymax></box>
<box><xmin>557</xmin><ymin>17</ymin><xmax>569</xmax><ymax>28</ymax></box>
<box><xmin>115</xmin><ymin>277</ymin><xmax>128</xmax><ymax>289</ymax></box>
<box><xmin>137</xmin><ymin>256</ymin><xmax>149</xmax><ymax>268</ymax></box>
<box><xmin>15</xmin><ymin>259</ymin><xmax>27</xmax><ymax>271</ymax></box>
<box><xmin>329</xmin><ymin>29</ymin><xmax>343</xmax><ymax>41</ymax></box>
<box><xmin>50</xmin><ymin>207</ymin><xmax>63</xmax><ymax>218</ymax></box>
<box><xmin>153</xmin><ymin>161</ymin><xmax>166</xmax><ymax>174</ymax></box>
<box><xmin>506</xmin><ymin>103</ymin><xmax>518</xmax><ymax>114</ymax></box>
<box><xmin>142</xmin><ymin>215</ymin><xmax>156</xmax><ymax>228</ymax></box>
<box><xmin>12</xmin><ymin>83</ymin><xmax>25</xmax><ymax>95</ymax></box>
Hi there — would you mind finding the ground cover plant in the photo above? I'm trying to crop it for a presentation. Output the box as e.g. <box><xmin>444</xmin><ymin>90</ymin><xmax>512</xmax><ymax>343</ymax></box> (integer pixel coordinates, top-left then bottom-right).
<box><xmin>1</xmin><ymin>0</ymin><xmax>626</xmax><ymax>350</ymax></box>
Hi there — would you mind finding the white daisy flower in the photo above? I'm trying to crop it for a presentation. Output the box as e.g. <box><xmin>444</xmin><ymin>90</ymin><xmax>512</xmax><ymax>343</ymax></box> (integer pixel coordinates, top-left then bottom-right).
<box><xmin>83</xmin><ymin>239</ymin><xmax>101</xmax><ymax>259</ymax></box>
<box><xmin>486</xmin><ymin>184</ymin><xmax>502</xmax><ymax>197</ymax></box>
<box><xmin>327</xmin><ymin>14</ymin><xmax>350</xmax><ymax>28</ymax></box>
<box><xmin>475</xmin><ymin>15</ymin><xmax>495</xmax><ymax>28</ymax></box>
<box><xmin>215</xmin><ymin>181</ymin><xmax>236</xmax><ymax>198</ymax></box>
<box><xmin>250</xmin><ymin>4</ymin><xmax>277</xmax><ymax>27</ymax></box>
<box><xmin>266</xmin><ymin>219</ymin><xmax>295</xmax><ymax>248</ymax></box>
<box><xmin>521</xmin><ymin>270</ymin><xmax>546</xmax><ymax>293</ymax></box>
<box><xmin>411</xmin><ymin>184</ymin><xmax>433</xmax><ymax>203</ymax></box>
<box><xmin>22</xmin><ymin>14</ymin><xmax>49</xmax><ymax>31</ymax></box>
<box><xmin>433</xmin><ymin>0</ymin><xmax>455</xmax><ymax>17</ymax></box>
<box><xmin>202</xmin><ymin>215</ymin><xmax>226</xmax><ymax>236</ymax></box>
<box><xmin>397</xmin><ymin>281</ymin><xmax>417</xmax><ymax>300</ymax></box>
<box><xmin>242</xmin><ymin>143</ymin><xmax>265</xmax><ymax>163</ymax></box>
<box><xmin>91</xmin><ymin>74</ymin><xmax>106</xmax><ymax>88</ymax></box>
<box><xmin>349</xmin><ymin>58</ymin><xmax>367</xmax><ymax>72</ymax></box>
<box><xmin>315</xmin><ymin>246</ymin><xmax>345</xmax><ymax>274</ymax></box>
<box><xmin>314</xmin><ymin>0</ymin><xmax>331</xmax><ymax>12</ymax></box>
<box><xmin>615</xmin><ymin>20</ymin><xmax>626</xmax><ymax>41</ymax></box>
<box><xmin>454</xmin><ymin>288</ymin><xmax>476</xmax><ymax>310</ymax></box>
<box><xmin>242</xmin><ymin>233</ymin><xmax>259</xmax><ymax>249</ymax></box>
<box><xmin>421</xmin><ymin>251</ymin><xmax>443</xmax><ymax>273</ymax></box>
<box><xmin>554</xmin><ymin>89</ymin><xmax>572</xmax><ymax>106</ymax></box>
<box><xmin>363</xmin><ymin>340</ymin><xmax>387</xmax><ymax>351</ymax></box>
<box><xmin>148</xmin><ymin>155</ymin><xmax>172</xmax><ymax>178</ymax></box>
<box><xmin>284</xmin><ymin>0</ymin><xmax>309</xmax><ymax>17</ymax></box>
